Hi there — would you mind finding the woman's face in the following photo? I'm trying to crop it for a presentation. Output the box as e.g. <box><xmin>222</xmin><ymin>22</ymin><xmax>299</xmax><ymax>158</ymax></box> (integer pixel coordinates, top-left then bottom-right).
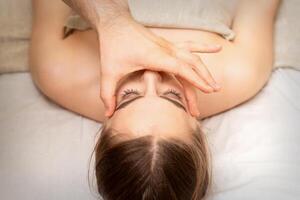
<box><xmin>107</xmin><ymin>70</ymin><xmax>198</xmax><ymax>140</ymax></box>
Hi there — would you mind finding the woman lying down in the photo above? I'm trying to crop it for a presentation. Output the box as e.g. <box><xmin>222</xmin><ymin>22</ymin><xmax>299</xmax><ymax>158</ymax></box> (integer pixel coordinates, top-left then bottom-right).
<box><xmin>29</xmin><ymin>0</ymin><xmax>281</xmax><ymax>199</ymax></box>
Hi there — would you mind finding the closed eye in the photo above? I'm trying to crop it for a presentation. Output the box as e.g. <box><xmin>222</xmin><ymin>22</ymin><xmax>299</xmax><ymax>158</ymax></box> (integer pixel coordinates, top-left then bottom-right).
<box><xmin>116</xmin><ymin>88</ymin><xmax>186</xmax><ymax>112</ymax></box>
<box><xmin>162</xmin><ymin>89</ymin><xmax>182</xmax><ymax>100</ymax></box>
<box><xmin>115</xmin><ymin>95</ymin><xmax>186</xmax><ymax>112</ymax></box>
<box><xmin>121</xmin><ymin>89</ymin><xmax>140</xmax><ymax>99</ymax></box>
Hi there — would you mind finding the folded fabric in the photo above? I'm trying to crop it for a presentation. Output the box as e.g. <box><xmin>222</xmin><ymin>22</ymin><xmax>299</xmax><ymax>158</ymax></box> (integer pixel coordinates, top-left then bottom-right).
<box><xmin>274</xmin><ymin>0</ymin><xmax>300</xmax><ymax>70</ymax></box>
<box><xmin>0</xmin><ymin>0</ymin><xmax>32</xmax><ymax>74</ymax></box>
<box><xmin>64</xmin><ymin>14</ymin><xmax>91</xmax><ymax>37</ymax></box>
<box><xmin>128</xmin><ymin>0</ymin><xmax>237</xmax><ymax>40</ymax></box>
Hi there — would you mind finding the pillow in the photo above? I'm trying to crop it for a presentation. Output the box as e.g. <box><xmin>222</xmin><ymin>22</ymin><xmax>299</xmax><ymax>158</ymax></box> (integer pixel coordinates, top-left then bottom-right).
<box><xmin>274</xmin><ymin>0</ymin><xmax>300</xmax><ymax>70</ymax></box>
<box><xmin>128</xmin><ymin>0</ymin><xmax>237</xmax><ymax>40</ymax></box>
<box><xmin>65</xmin><ymin>0</ymin><xmax>300</xmax><ymax>71</ymax></box>
<box><xmin>0</xmin><ymin>0</ymin><xmax>32</xmax><ymax>74</ymax></box>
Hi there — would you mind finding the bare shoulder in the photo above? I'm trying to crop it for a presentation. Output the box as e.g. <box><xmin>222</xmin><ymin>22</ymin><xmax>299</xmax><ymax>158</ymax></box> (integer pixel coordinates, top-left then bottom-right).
<box><xmin>30</xmin><ymin>0</ymin><xmax>106</xmax><ymax>122</ymax></box>
<box><xmin>196</xmin><ymin>44</ymin><xmax>273</xmax><ymax>119</ymax></box>
<box><xmin>197</xmin><ymin>0</ymin><xmax>281</xmax><ymax>119</ymax></box>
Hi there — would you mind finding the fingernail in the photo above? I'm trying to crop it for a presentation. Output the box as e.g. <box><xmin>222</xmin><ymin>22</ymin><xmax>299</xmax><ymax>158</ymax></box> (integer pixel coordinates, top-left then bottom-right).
<box><xmin>206</xmin><ymin>87</ymin><xmax>214</xmax><ymax>93</ymax></box>
<box><xmin>210</xmin><ymin>82</ymin><xmax>221</xmax><ymax>91</ymax></box>
<box><xmin>105</xmin><ymin>109</ymin><xmax>111</xmax><ymax>117</ymax></box>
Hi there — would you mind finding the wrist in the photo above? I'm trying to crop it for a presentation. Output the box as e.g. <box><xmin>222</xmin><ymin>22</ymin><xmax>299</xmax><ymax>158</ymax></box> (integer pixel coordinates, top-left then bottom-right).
<box><xmin>96</xmin><ymin>3</ymin><xmax>132</xmax><ymax>34</ymax></box>
<box><xmin>97</xmin><ymin>0</ymin><xmax>129</xmax><ymax>21</ymax></box>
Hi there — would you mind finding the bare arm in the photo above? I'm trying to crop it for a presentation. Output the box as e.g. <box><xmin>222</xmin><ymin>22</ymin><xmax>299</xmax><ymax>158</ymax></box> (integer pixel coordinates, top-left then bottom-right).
<box><xmin>30</xmin><ymin>0</ymin><xmax>107</xmax><ymax>122</ymax></box>
<box><xmin>58</xmin><ymin>0</ymin><xmax>223</xmax><ymax>117</ymax></box>
<box><xmin>197</xmin><ymin>0</ymin><xmax>281</xmax><ymax>119</ymax></box>
<box><xmin>29</xmin><ymin>0</ymin><xmax>220</xmax><ymax>122</ymax></box>
<box><xmin>230</xmin><ymin>0</ymin><xmax>281</xmax><ymax>94</ymax></box>
<box><xmin>233</xmin><ymin>0</ymin><xmax>281</xmax><ymax>70</ymax></box>
<box><xmin>30</xmin><ymin>0</ymin><xmax>280</xmax><ymax>122</ymax></box>
<box><xmin>61</xmin><ymin>0</ymin><xmax>130</xmax><ymax>29</ymax></box>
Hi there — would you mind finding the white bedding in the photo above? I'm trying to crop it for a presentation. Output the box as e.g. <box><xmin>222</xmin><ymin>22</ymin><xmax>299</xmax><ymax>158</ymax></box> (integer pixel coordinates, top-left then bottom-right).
<box><xmin>0</xmin><ymin>68</ymin><xmax>300</xmax><ymax>200</ymax></box>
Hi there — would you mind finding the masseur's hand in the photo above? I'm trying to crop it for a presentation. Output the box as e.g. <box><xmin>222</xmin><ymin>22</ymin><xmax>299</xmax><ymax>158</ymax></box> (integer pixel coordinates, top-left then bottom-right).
<box><xmin>62</xmin><ymin>0</ymin><xmax>221</xmax><ymax>117</ymax></box>
<box><xmin>99</xmin><ymin>16</ymin><xmax>221</xmax><ymax>117</ymax></box>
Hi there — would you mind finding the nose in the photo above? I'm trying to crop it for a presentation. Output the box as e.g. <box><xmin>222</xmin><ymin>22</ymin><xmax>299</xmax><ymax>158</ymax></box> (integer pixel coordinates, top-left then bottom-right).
<box><xmin>142</xmin><ymin>70</ymin><xmax>162</xmax><ymax>82</ymax></box>
<box><xmin>142</xmin><ymin>70</ymin><xmax>162</xmax><ymax>96</ymax></box>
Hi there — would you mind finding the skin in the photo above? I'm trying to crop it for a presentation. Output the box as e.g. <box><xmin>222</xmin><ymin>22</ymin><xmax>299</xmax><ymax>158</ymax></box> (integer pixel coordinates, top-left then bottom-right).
<box><xmin>61</xmin><ymin>0</ymin><xmax>222</xmax><ymax>117</ymax></box>
<box><xmin>107</xmin><ymin>70</ymin><xmax>198</xmax><ymax>141</ymax></box>
<box><xmin>30</xmin><ymin>0</ymin><xmax>281</xmax><ymax>139</ymax></box>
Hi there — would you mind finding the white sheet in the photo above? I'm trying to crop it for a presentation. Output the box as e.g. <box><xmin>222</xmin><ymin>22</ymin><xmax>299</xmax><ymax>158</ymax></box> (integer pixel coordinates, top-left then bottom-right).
<box><xmin>0</xmin><ymin>68</ymin><xmax>299</xmax><ymax>199</ymax></box>
<box><xmin>204</xmin><ymin>68</ymin><xmax>300</xmax><ymax>199</ymax></box>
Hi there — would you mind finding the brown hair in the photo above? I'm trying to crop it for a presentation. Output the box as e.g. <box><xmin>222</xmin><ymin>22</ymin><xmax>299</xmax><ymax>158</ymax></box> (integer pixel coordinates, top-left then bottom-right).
<box><xmin>94</xmin><ymin>126</ymin><xmax>211</xmax><ymax>200</ymax></box>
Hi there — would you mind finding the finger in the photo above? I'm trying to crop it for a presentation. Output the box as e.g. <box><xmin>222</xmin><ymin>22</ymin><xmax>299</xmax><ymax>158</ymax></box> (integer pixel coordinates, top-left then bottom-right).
<box><xmin>176</xmin><ymin>62</ymin><xmax>215</xmax><ymax>93</ymax></box>
<box><xmin>152</xmin><ymin>57</ymin><xmax>214</xmax><ymax>93</ymax></box>
<box><xmin>175</xmin><ymin>41</ymin><xmax>222</xmax><ymax>53</ymax></box>
<box><xmin>177</xmin><ymin>77</ymin><xmax>200</xmax><ymax>117</ymax></box>
<box><xmin>174</xmin><ymin>49</ymin><xmax>221</xmax><ymax>91</ymax></box>
<box><xmin>100</xmin><ymin>75</ymin><xmax>118</xmax><ymax>117</ymax></box>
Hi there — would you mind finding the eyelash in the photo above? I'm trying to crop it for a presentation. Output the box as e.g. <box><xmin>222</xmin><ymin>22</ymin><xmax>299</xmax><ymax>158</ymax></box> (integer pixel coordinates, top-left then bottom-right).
<box><xmin>164</xmin><ymin>89</ymin><xmax>182</xmax><ymax>99</ymax></box>
<box><xmin>122</xmin><ymin>89</ymin><xmax>140</xmax><ymax>97</ymax></box>
<box><xmin>121</xmin><ymin>88</ymin><xmax>182</xmax><ymax>99</ymax></box>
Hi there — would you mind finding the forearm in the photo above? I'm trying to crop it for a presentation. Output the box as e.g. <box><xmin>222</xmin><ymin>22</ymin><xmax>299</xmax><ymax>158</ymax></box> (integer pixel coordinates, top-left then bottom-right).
<box><xmin>61</xmin><ymin>0</ymin><xmax>130</xmax><ymax>29</ymax></box>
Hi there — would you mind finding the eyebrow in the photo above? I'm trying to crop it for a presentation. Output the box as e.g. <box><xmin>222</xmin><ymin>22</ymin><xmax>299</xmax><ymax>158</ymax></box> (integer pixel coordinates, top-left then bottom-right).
<box><xmin>115</xmin><ymin>96</ymin><xmax>187</xmax><ymax>112</ymax></box>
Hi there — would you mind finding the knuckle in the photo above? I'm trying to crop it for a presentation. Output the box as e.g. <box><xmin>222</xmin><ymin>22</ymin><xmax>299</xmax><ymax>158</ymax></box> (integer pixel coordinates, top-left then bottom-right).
<box><xmin>193</xmin><ymin>54</ymin><xmax>202</xmax><ymax>62</ymax></box>
<box><xmin>190</xmin><ymin>56</ymin><xmax>202</xmax><ymax>66</ymax></box>
<box><xmin>185</xmin><ymin>41</ymin><xmax>193</xmax><ymax>49</ymax></box>
<box><xmin>168</xmin><ymin>46</ymin><xmax>177</xmax><ymax>57</ymax></box>
<box><xmin>173</xmin><ymin>61</ymin><xmax>182</xmax><ymax>76</ymax></box>
<box><xmin>172</xmin><ymin>58</ymin><xmax>181</xmax><ymax>68</ymax></box>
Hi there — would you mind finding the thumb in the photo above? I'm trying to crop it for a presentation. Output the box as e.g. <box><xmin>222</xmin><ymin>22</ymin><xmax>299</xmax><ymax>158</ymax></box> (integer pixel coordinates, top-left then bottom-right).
<box><xmin>100</xmin><ymin>75</ymin><xmax>118</xmax><ymax>117</ymax></box>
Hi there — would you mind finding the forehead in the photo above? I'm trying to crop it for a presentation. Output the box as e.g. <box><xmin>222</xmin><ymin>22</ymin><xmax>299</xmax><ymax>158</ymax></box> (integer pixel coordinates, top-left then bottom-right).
<box><xmin>109</xmin><ymin>97</ymin><xmax>195</xmax><ymax>138</ymax></box>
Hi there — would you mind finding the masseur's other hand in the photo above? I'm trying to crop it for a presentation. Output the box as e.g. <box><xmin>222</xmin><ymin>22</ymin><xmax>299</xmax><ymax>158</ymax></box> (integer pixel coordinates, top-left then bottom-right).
<box><xmin>99</xmin><ymin>16</ymin><xmax>221</xmax><ymax>117</ymax></box>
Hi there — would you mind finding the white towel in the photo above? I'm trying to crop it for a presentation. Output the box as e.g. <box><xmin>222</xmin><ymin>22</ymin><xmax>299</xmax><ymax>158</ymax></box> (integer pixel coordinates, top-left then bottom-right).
<box><xmin>129</xmin><ymin>0</ymin><xmax>237</xmax><ymax>40</ymax></box>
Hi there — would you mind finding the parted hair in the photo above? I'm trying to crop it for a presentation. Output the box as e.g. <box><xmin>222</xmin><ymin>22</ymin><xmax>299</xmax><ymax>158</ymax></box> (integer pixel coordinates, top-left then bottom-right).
<box><xmin>94</xmin><ymin>126</ymin><xmax>211</xmax><ymax>200</ymax></box>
